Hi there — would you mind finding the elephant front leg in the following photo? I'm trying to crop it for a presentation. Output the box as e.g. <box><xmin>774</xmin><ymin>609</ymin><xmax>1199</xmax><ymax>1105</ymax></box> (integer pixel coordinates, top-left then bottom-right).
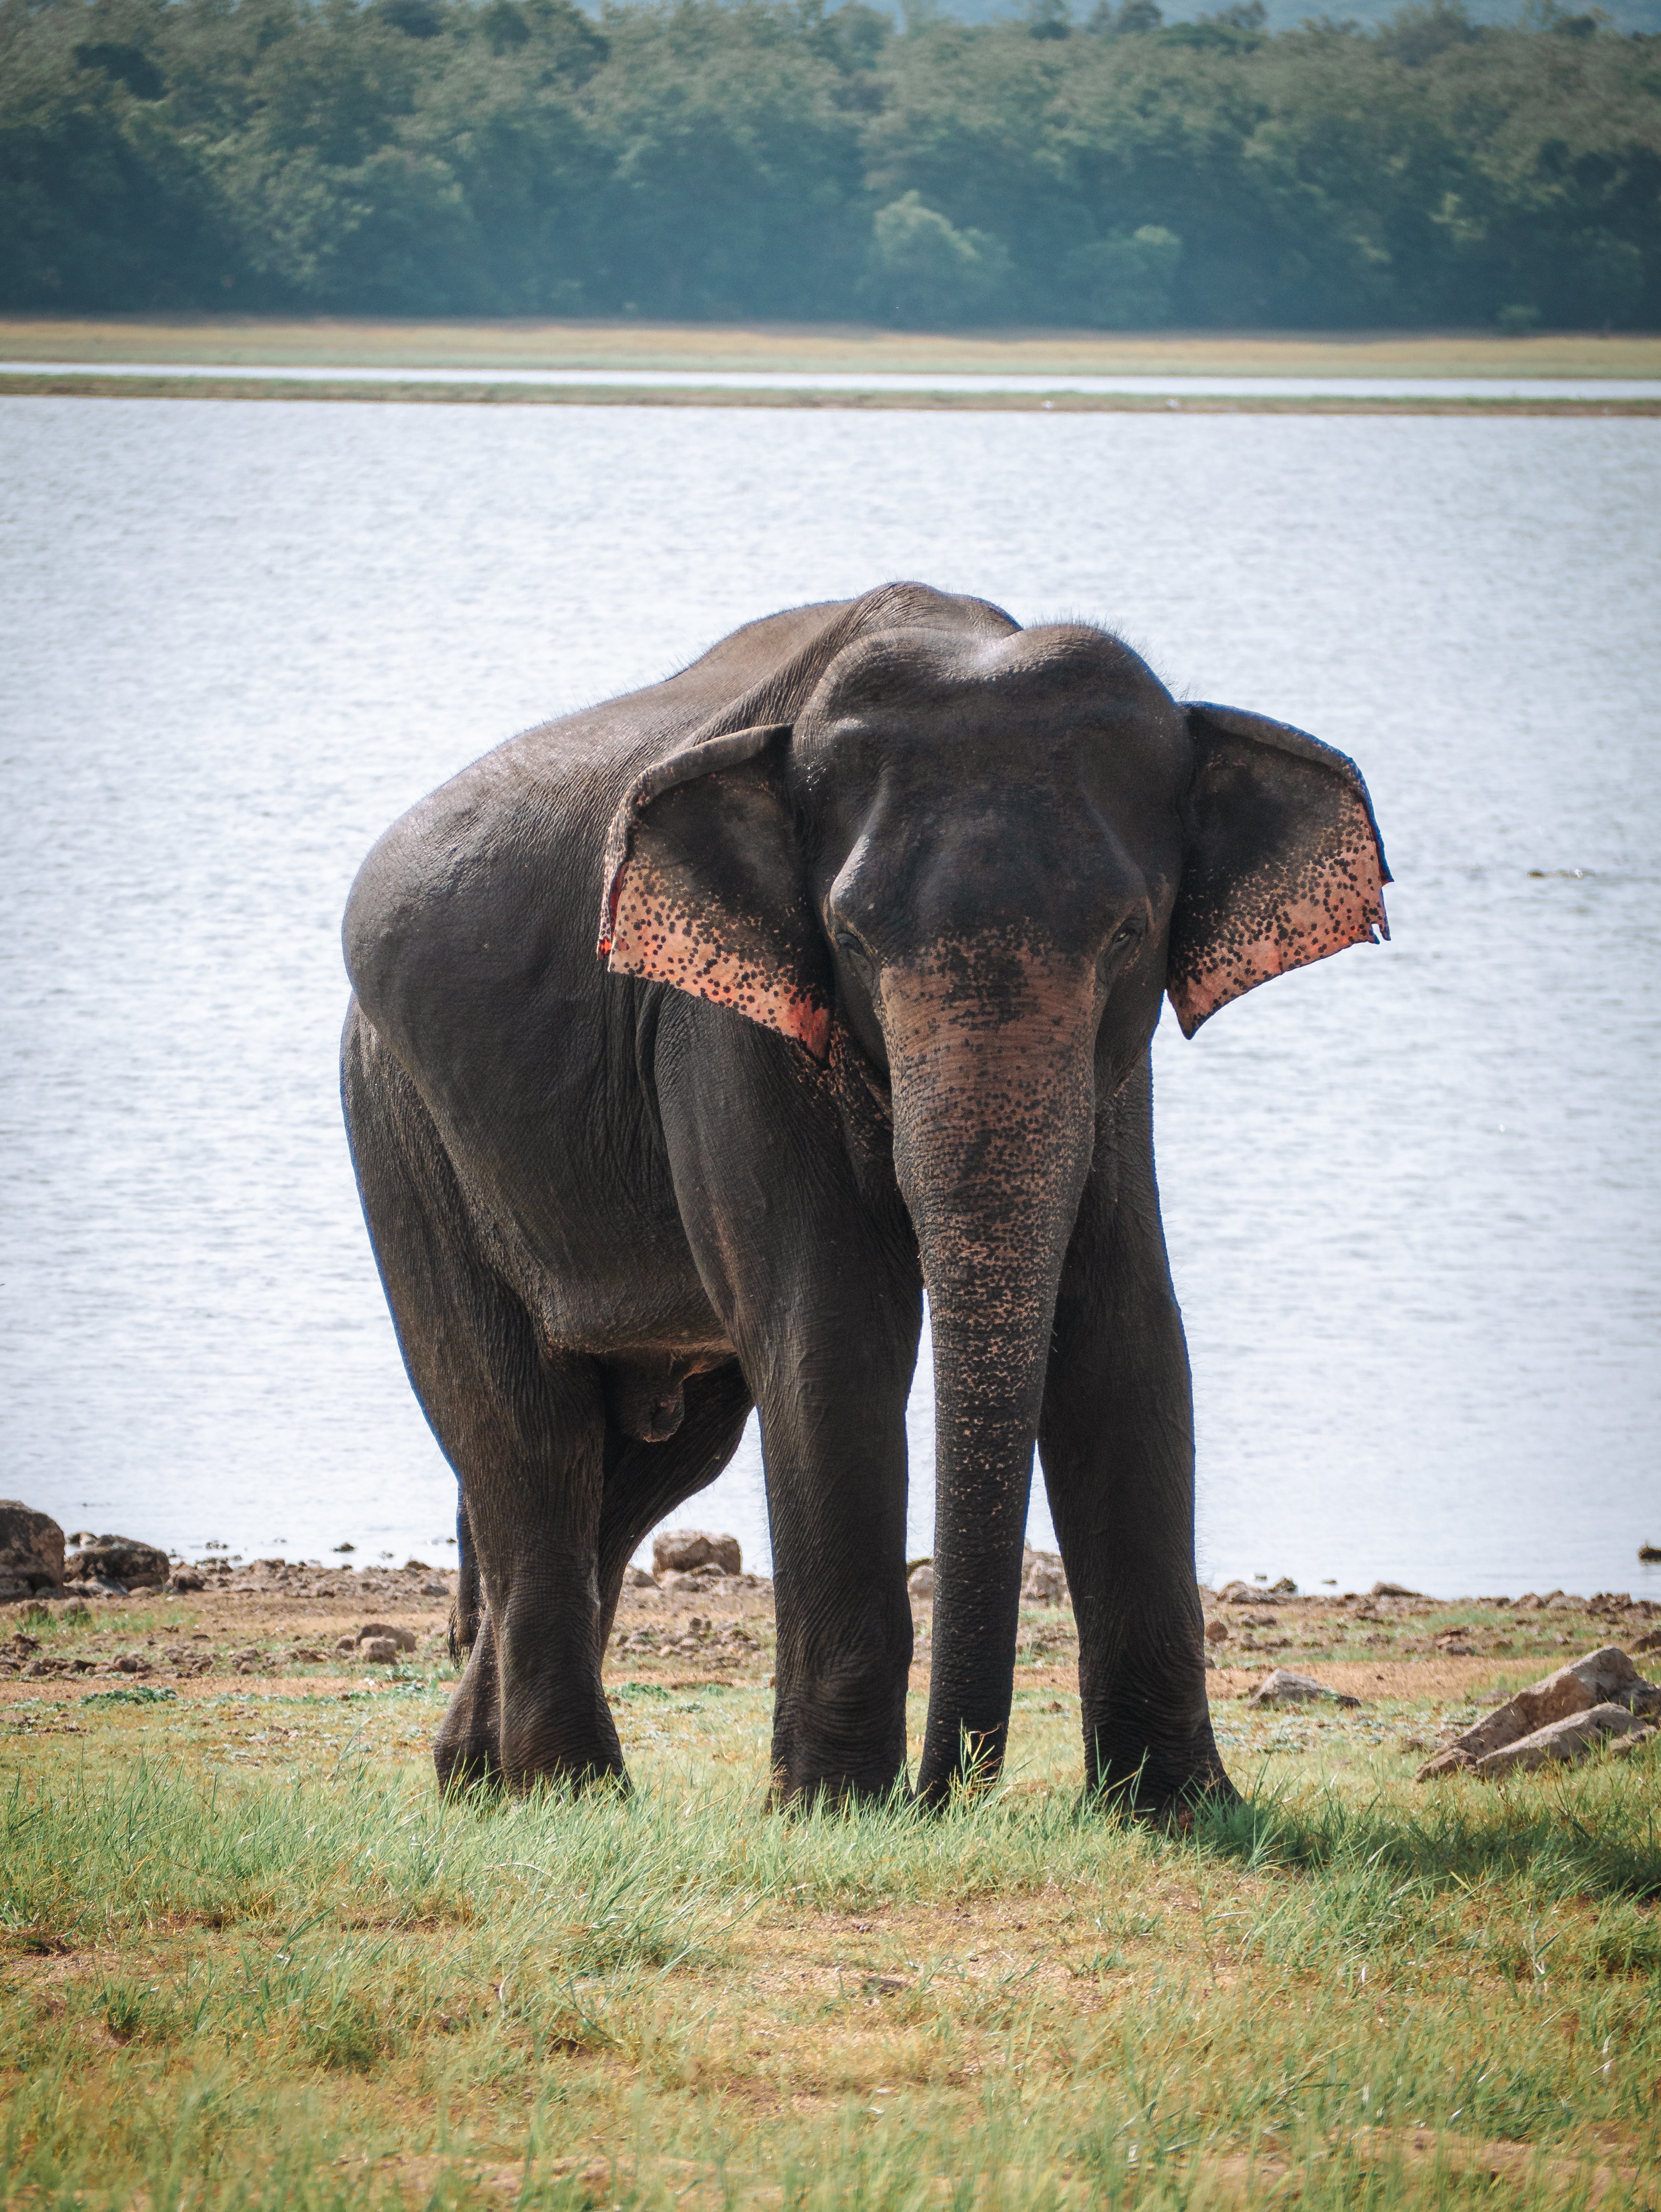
<box><xmin>657</xmin><ymin>1018</ymin><xmax>922</xmax><ymax>1805</ymax></box>
<box><xmin>1038</xmin><ymin>1061</ymin><xmax>1236</xmax><ymax>1817</ymax></box>
<box><xmin>759</xmin><ymin>1349</ymin><xmax>918</xmax><ymax>1803</ymax></box>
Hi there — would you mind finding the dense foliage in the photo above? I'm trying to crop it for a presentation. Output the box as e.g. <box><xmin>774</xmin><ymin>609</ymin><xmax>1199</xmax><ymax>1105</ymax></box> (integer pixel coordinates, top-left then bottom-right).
<box><xmin>3</xmin><ymin>0</ymin><xmax>1658</xmax><ymax>325</ymax></box>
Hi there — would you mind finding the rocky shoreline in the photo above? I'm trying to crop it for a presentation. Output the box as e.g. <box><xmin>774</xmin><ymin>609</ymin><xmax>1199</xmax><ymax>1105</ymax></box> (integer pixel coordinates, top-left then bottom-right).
<box><xmin>4</xmin><ymin>1505</ymin><xmax>1659</xmax><ymax>1766</ymax></box>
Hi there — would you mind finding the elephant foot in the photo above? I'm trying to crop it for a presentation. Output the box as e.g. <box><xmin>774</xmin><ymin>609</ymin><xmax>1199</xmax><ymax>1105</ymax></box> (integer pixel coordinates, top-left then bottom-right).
<box><xmin>1106</xmin><ymin>1761</ymin><xmax>1241</xmax><ymax>1829</ymax></box>
<box><xmin>432</xmin><ymin>1618</ymin><xmax>628</xmax><ymax>1797</ymax></box>
<box><xmin>767</xmin><ymin>1765</ymin><xmax>907</xmax><ymax>1813</ymax></box>
<box><xmin>434</xmin><ymin>1704</ymin><xmax>630</xmax><ymax>1797</ymax></box>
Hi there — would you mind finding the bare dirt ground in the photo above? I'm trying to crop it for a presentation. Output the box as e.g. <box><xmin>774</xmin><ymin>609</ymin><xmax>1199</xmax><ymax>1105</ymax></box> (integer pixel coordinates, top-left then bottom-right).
<box><xmin>2</xmin><ymin>315</ymin><xmax>1658</xmax><ymax>380</ymax></box>
<box><xmin>5</xmin><ymin>1569</ymin><xmax>1653</xmax><ymax>1737</ymax></box>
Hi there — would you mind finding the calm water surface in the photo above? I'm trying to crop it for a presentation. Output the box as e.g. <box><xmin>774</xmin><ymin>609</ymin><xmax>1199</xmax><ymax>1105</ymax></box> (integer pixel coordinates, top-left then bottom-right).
<box><xmin>2</xmin><ymin>398</ymin><xmax>1657</xmax><ymax>1598</ymax></box>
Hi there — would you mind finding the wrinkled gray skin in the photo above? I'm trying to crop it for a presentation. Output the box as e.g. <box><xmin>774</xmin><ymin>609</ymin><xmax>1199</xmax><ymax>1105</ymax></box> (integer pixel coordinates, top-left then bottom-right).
<box><xmin>341</xmin><ymin>584</ymin><xmax>1387</xmax><ymax>1812</ymax></box>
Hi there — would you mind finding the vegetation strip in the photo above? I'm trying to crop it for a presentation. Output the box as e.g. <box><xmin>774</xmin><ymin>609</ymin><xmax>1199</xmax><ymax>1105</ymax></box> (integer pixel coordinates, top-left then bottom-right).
<box><xmin>4</xmin><ymin>371</ymin><xmax>1658</xmax><ymax>415</ymax></box>
<box><xmin>4</xmin><ymin>2</ymin><xmax>1658</xmax><ymax>332</ymax></box>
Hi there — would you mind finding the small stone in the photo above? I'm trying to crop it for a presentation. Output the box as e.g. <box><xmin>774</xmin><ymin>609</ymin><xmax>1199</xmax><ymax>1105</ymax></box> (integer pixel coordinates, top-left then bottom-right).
<box><xmin>1204</xmin><ymin>1619</ymin><xmax>1230</xmax><ymax>1643</ymax></box>
<box><xmin>1269</xmin><ymin>1576</ymin><xmax>1297</xmax><ymax>1595</ymax></box>
<box><xmin>64</xmin><ymin>1535</ymin><xmax>170</xmax><ymax>1591</ymax></box>
<box><xmin>1371</xmin><ymin>1581</ymin><xmax>1420</xmax><ymax>1599</ymax></box>
<box><xmin>1020</xmin><ymin>1553</ymin><xmax>1069</xmax><ymax>1606</ymax></box>
<box><xmin>1245</xmin><ymin>1669</ymin><xmax>1360</xmax><ymax>1709</ymax></box>
<box><xmin>907</xmin><ymin>1562</ymin><xmax>934</xmax><ymax>1599</ymax></box>
<box><xmin>1610</xmin><ymin>1725</ymin><xmax>1657</xmax><ymax>1759</ymax></box>
<box><xmin>356</xmin><ymin>1622</ymin><xmax>417</xmax><ymax>1652</ymax></box>
<box><xmin>361</xmin><ymin>1638</ymin><xmax>400</xmax><ymax>1664</ymax></box>
<box><xmin>652</xmin><ymin>1531</ymin><xmax>741</xmax><ymax>1577</ymax></box>
<box><xmin>1473</xmin><ymin>1703</ymin><xmax>1648</xmax><ymax>1776</ymax></box>
<box><xmin>0</xmin><ymin>1502</ymin><xmax>66</xmax><ymax>1596</ymax></box>
<box><xmin>1416</xmin><ymin>1645</ymin><xmax>1648</xmax><ymax>1782</ymax></box>
<box><xmin>622</xmin><ymin>1564</ymin><xmax>656</xmax><ymax>1590</ymax></box>
<box><xmin>169</xmin><ymin>1568</ymin><xmax>205</xmax><ymax>1593</ymax></box>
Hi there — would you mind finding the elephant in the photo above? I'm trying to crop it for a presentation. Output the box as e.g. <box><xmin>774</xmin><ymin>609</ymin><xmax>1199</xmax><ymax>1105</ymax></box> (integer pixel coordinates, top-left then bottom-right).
<box><xmin>341</xmin><ymin>582</ymin><xmax>1388</xmax><ymax>1812</ymax></box>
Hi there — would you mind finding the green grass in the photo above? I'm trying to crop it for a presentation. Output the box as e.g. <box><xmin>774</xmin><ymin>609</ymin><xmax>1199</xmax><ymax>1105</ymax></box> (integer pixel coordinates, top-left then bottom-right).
<box><xmin>2</xmin><ymin>1682</ymin><xmax>1658</xmax><ymax>2211</ymax></box>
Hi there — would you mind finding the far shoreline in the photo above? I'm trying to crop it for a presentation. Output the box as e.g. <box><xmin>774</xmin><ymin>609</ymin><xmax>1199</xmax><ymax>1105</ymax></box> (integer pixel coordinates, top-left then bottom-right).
<box><xmin>4</xmin><ymin>371</ymin><xmax>1657</xmax><ymax>416</ymax></box>
<box><xmin>2</xmin><ymin>314</ymin><xmax>1659</xmax><ymax>382</ymax></box>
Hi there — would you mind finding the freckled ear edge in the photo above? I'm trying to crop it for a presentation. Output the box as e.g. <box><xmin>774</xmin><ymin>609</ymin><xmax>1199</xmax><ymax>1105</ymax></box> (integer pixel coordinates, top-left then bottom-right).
<box><xmin>597</xmin><ymin>723</ymin><xmax>794</xmax><ymax>958</ymax></box>
<box><xmin>1168</xmin><ymin>703</ymin><xmax>1391</xmax><ymax>1039</ymax></box>
<box><xmin>597</xmin><ymin>723</ymin><xmax>834</xmax><ymax>1061</ymax></box>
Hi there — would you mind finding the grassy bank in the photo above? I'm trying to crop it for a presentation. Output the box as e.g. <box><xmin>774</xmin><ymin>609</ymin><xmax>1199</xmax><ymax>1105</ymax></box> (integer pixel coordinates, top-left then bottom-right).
<box><xmin>3</xmin><ymin>1583</ymin><xmax>1659</xmax><ymax>2209</ymax></box>
<box><xmin>2</xmin><ymin>318</ymin><xmax>1659</xmax><ymax>381</ymax></box>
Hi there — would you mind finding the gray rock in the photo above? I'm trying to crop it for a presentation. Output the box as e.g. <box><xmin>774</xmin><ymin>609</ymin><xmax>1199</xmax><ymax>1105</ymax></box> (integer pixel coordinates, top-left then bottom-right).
<box><xmin>1216</xmin><ymin>1581</ymin><xmax>1260</xmax><ymax>1604</ymax></box>
<box><xmin>1473</xmin><ymin>1703</ymin><xmax>1648</xmax><ymax>1776</ymax></box>
<box><xmin>1370</xmin><ymin>1581</ymin><xmax>1420</xmax><ymax>1599</ymax></box>
<box><xmin>1205</xmin><ymin>1619</ymin><xmax>1230</xmax><ymax>1643</ymax></box>
<box><xmin>0</xmin><ymin>1501</ymin><xmax>65</xmax><ymax>1595</ymax></box>
<box><xmin>1021</xmin><ymin>1553</ymin><xmax>1069</xmax><ymax>1606</ymax></box>
<box><xmin>357</xmin><ymin>1621</ymin><xmax>417</xmax><ymax>1652</ymax></box>
<box><xmin>1610</xmin><ymin>1725</ymin><xmax>1658</xmax><ymax>1759</ymax></box>
<box><xmin>1416</xmin><ymin>1646</ymin><xmax>1655</xmax><ymax>1780</ymax></box>
<box><xmin>361</xmin><ymin>1638</ymin><xmax>400</xmax><ymax>1664</ymax></box>
<box><xmin>622</xmin><ymin>1564</ymin><xmax>657</xmax><ymax>1589</ymax></box>
<box><xmin>64</xmin><ymin>1534</ymin><xmax>170</xmax><ymax>1592</ymax></box>
<box><xmin>1245</xmin><ymin>1668</ymin><xmax>1361</xmax><ymax>1709</ymax></box>
<box><xmin>169</xmin><ymin>1568</ymin><xmax>205</xmax><ymax>1592</ymax></box>
<box><xmin>907</xmin><ymin>1562</ymin><xmax>935</xmax><ymax>1600</ymax></box>
<box><xmin>652</xmin><ymin>1530</ymin><xmax>741</xmax><ymax>1577</ymax></box>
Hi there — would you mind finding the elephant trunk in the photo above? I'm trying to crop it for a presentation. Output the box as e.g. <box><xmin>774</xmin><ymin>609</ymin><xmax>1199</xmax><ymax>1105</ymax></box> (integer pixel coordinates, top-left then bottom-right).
<box><xmin>881</xmin><ymin>954</ymin><xmax>1099</xmax><ymax>1804</ymax></box>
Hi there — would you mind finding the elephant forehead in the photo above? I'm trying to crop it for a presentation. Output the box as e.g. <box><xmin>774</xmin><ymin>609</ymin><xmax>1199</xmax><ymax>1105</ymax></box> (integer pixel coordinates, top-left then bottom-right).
<box><xmin>796</xmin><ymin>623</ymin><xmax>1184</xmax><ymax>777</ymax></box>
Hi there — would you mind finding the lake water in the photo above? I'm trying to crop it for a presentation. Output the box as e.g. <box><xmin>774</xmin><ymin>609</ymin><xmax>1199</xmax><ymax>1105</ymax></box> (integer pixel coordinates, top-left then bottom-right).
<box><xmin>2</xmin><ymin>397</ymin><xmax>1657</xmax><ymax>1599</ymax></box>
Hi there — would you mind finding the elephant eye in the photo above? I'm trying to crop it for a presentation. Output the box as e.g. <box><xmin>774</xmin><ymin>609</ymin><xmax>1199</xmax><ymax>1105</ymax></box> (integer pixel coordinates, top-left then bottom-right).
<box><xmin>834</xmin><ymin>931</ymin><xmax>876</xmax><ymax>986</ymax></box>
<box><xmin>1099</xmin><ymin>916</ymin><xmax>1144</xmax><ymax>976</ymax></box>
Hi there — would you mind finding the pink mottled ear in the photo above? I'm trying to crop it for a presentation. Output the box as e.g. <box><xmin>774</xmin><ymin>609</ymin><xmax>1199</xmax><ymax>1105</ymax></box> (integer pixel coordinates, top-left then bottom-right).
<box><xmin>1167</xmin><ymin>705</ymin><xmax>1390</xmax><ymax>1038</ymax></box>
<box><xmin>598</xmin><ymin>724</ymin><xmax>833</xmax><ymax>1059</ymax></box>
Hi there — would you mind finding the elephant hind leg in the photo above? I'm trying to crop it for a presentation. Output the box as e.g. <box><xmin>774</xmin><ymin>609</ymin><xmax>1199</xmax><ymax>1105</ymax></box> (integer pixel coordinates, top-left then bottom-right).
<box><xmin>341</xmin><ymin>1000</ymin><xmax>623</xmax><ymax>1794</ymax></box>
<box><xmin>594</xmin><ymin>1362</ymin><xmax>755</xmax><ymax>1651</ymax></box>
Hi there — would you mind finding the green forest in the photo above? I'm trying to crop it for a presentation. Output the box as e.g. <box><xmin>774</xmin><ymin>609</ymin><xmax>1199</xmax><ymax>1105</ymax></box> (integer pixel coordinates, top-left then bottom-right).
<box><xmin>3</xmin><ymin>0</ymin><xmax>1658</xmax><ymax>326</ymax></box>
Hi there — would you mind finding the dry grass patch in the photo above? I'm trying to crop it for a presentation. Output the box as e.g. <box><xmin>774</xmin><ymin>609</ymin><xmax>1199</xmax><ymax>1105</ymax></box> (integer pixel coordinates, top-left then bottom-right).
<box><xmin>1</xmin><ymin>1607</ymin><xmax>1659</xmax><ymax>2208</ymax></box>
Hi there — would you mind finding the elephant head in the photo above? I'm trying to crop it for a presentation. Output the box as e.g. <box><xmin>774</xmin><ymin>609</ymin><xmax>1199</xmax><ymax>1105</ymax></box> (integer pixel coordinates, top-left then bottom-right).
<box><xmin>598</xmin><ymin>596</ymin><xmax>1387</xmax><ymax>1801</ymax></box>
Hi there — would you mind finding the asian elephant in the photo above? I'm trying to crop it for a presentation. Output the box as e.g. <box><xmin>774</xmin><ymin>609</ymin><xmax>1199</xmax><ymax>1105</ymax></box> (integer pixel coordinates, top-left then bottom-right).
<box><xmin>341</xmin><ymin>582</ymin><xmax>1388</xmax><ymax>1812</ymax></box>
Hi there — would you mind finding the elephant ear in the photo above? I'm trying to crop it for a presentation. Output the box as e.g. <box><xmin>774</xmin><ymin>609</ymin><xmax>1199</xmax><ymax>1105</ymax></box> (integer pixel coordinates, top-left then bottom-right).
<box><xmin>597</xmin><ymin>723</ymin><xmax>833</xmax><ymax>1059</ymax></box>
<box><xmin>1167</xmin><ymin>704</ymin><xmax>1390</xmax><ymax>1039</ymax></box>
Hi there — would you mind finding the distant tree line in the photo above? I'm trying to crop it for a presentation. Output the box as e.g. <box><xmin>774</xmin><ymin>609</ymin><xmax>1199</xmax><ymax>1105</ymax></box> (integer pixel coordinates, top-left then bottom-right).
<box><xmin>2</xmin><ymin>0</ymin><xmax>1658</xmax><ymax>326</ymax></box>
